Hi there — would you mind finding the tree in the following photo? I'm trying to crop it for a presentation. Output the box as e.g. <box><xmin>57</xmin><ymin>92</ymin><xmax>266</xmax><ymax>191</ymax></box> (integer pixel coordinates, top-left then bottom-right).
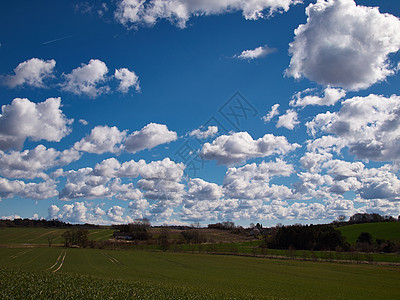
<box><xmin>115</xmin><ymin>219</ymin><xmax>152</xmax><ymax>240</ymax></box>
<box><xmin>158</xmin><ymin>226</ymin><xmax>170</xmax><ymax>251</ymax></box>
<box><xmin>62</xmin><ymin>228</ymin><xmax>89</xmax><ymax>247</ymax></box>
<box><xmin>356</xmin><ymin>232</ymin><xmax>373</xmax><ymax>245</ymax></box>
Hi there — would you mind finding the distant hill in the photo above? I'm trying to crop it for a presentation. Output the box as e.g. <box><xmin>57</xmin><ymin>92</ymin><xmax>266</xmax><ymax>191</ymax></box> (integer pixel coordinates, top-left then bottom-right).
<box><xmin>0</xmin><ymin>227</ymin><xmax>114</xmax><ymax>246</ymax></box>
<box><xmin>338</xmin><ymin>222</ymin><xmax>400</xmax><ymax>244</ymax></box>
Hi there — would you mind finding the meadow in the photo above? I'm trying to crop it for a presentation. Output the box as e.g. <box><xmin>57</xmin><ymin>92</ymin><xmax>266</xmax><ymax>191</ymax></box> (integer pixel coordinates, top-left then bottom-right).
<box><xmin>0</xmin><ymin>227</ymin><xmax>114</xmax><ymax>245</ymax></box>
<box><xmin>337</xmin><ymin>222</ymin><xmax>400</xmax><ymax>244</ymax></box>
<box><xmin>1</xmin><ymin>247</ymin><xmax>400</xmax><ymax>299</ymax></box>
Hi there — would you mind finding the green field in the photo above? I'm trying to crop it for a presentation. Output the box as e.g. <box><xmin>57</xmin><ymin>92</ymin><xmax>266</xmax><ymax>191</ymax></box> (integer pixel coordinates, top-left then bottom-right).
<box><xmin>338</xmin><ymin>222</ymin><xmax>400</xmax><ymax>244</ymax></box>
<box><xmin>0</xmin><ymin>227</ymin><xmax>114</xmax><ymax>245</ymax></box>
<box><xmin>0</xmin><ymin>247</ymin><xmax>399</xmax><ymax>299</ymax></box>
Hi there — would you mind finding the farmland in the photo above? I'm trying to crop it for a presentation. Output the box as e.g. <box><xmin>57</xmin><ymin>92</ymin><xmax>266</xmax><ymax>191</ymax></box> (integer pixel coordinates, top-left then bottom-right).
<box><xmin>338</xmin><ymin>222</ymin><xmax>400</xmax><ymax>244</ymax></box>
<box><xmin>1</xmin><ymin>247</ymin><xmax>400</xmax><ymax>299</ymax></box>
<box><xmin>0</xmin><ymin>227</ymin><xmax>114</xmax><ymax>246</ymax></box>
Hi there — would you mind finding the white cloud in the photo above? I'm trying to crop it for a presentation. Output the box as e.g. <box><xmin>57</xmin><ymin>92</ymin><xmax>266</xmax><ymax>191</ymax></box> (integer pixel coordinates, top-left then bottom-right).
<box><xmin>110</xmin><ymin>178</ymin><xmax>143</xmax><ymax>201</ymax></box>
<box><xmin>300</xmin><ymin>151</ymin><xmax>332</xmax><ymax>173</ymax></box>
<box><xmin>138</xmin><ymin>178</ymin><xmax>185</xmax><ymax>202</ymax></box>
<box><xmin>0</xmin><ymin>177</ymin><xmax>58</xmax><ymax>200</ymax></box>
<box><xmin>79</xmin><ymin>119</ymin><xmax>88</xmax><ymax>126</ymax></box>
<box><xmin>286</xmin><ymin>0</ymin><xmax>400</xmax><ymax>90</ymax></box>
<box><xmin>93</xmin><ymin>157</ymin><xmax>185</xmax><ymax>181</ymax></box>
<box><xmin>0</xmin><ymin>97</ymin><xmax>72</xmax><ymax>150</ymax></box>
<box><xmin>307</xmin><ymin>94</ymin><xmax>400</xmax><ymax>161</ymax></box>
<box><xmin>201</xmin><ymin>131</ymin><xmax>299</xmax><ymax>165</ymax></box>
<box><xmin>223</xmin><ymin>159</ymin><xmax>294</xmax><ymax>200</ymax></box>
<box><xmin>62</xmin><ymin>59</ymin><xmax>109</xmax><ymax>98</ymax></box>
<box><xmin>0</xmin><ymin>145</ymin><xmax>81</xmax><ymax>179</ymax></box>
<box><xmin>262</xmin><ymin>104</ymin><xmax>280</xmax><ymax>123</ymax></box>
<box><xmin>62</xmin><ymin>157</ymin><xmax>185</xmax><ymax>203</ymax></box>
<box><xmin>364</xmin><ymin>199</ymin><xmax>400</xmax><ymax>216</ymax></box>
<box><xmin>235</xmin><ymin>45</ymin><xmax>275</xmax><ymax>60</ymax></box>
<box><xmin>115</xmin><ymin>0</ymin><xmax>301</xmax><ymax>28</ymax></box>
<box><xmin>290</xmin><ymin>87</ymin><xmax>346</xmax><ymax>107</ymax></box>
<box><xmin>107</xmin><ymin>205</ymin><xmax>128</xmax><ymax>223</ymax></box>
<box><xmin>189</xmin><ymin>126</ymin><xmax>218</xmax><ymax>139</ymax></box>
<box><xmin>59</xmin><ymin>167</ymin><xmax>111</xmax><ymax>201</ymax></box>
<box><xmin>2</xmin><ymin>58</ymin><xmax>56</xmax><ymax>88</ymax></box>
<box><xmin>124</xmin><ymin>123</ymin><xmax>177</xmax><ymax>153</ymax></box>
<box><xmin>74</xmin><ymin>126</ymin><xmax>127</xmax><ymax>154</ymax></box>
<box><xmin>48</xmin><ymin>202</ymin><xmax>112</xmax><ymax>224</ymax></box>
<box><xmin>128</xmin><ymin>199</ymin><xmax>150</xmax><ymax>219</ymax></box>
<box><xmin>187</xmin><ymin>178</ymin><xmax>223</xmax><ymax>201</ymax></box>
<box><xmin>1</xmin><ymin>214</ymin><xmax>22</xmax><ymax>220</ymax></box>
<box><xmin>276</xmin><ymin>109</ymin><xmax>299</xmax><ymax>130</ymax></box>
<box><xmin>114</xmin><ymin>68</ymin><xmax>140</xmax><ymax>92</ymax></box>
<box><xmin>293</xmin><ymin>172</ymin><xmax>333</xmax><ymax>200</ymax></box>
<box><xmin>305</xmin><ymin>135</ymin><xmax>346</xmax><ymax>155</ymax></box>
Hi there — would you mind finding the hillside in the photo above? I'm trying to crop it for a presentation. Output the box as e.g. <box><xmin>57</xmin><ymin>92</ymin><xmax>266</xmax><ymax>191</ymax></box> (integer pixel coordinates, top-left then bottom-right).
<box><xmin>0</xmin><ymin>228</ymin><xmax>114</xmax><ymax>246</ymax></box>
<box><xmin>338</xmin><ymin>222</ymin><xmax>400</xmax><ymax>244</ymax></box>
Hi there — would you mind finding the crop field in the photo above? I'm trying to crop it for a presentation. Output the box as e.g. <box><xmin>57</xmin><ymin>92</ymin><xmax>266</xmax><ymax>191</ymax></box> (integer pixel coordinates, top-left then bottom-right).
<box><xmin>0</xmin><ymin>228</ymin><xmax>114</xmax><ymax>245</ymax></box>
<box><xmin>338</xmin><ymin>222</ymin><xmax>400</xmax><ymax>244</ymax></box>
<box><xmin>1</xmin><ymin>247</ymin><xmax>400</xmax><ymax>299</ymax></box>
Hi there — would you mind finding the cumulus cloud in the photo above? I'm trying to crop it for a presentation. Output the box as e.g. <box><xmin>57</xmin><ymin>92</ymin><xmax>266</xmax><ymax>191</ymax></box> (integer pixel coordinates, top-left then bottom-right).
<box><xmin>115</xmin><ymin>0</ymin><xmax>301</xmax><ymax>28</ymax></box>
<box><xmin>300</xmin><ymin>151</ymin><xmax>332</xmax><ymax>173</ymax></box>
<box><xmin>235</xmin><ymin>45</ymin><xmax>275</xmax><ymax>60</ymax></box>
<box><xmin>93</xmin><ymin>157</ymin><xmax>185</xmax><ymax>180</ymax></box>
<box><xmin>307</xmin><ymin>94</ymin><xmax>400</xmax><ymax>161</ymax></box>
<box><xmin>2</xmin><ymin>58</ymin><xmax>56</xmax><ymax>88</ymax></box>
<box><xmin>74</xmin><ymin>126</ymin><xmax>127</xmax><ymax>154</ymax></box>
<box><xmin>1</xmin><ymin>214</ymin><xmax>22</xmax><ymax>220</ymax></box>
<box><xmin>0</xmin><ymin>145</ymin><xmax>81</xmax><ymax>179</ymax></box>
<box><xmin>276</xmin><ymin>109</ymin><xmax>299</xmax><ymax>130</ymax></box>
<box><xmin>128</xmin><ymin>199</ymin><xmax>150</xmax><ymax>219</ymax></box>
<box><xmin>295</xmin><ymin>156</ymin><xmax>400</xmax><ymax>203</ymax></box>
<box><xmin>286</xmin><ymin>0</ymin><xmax>400</xmax><ymax>90</ymax></box>
<box><xmin>223</xmin><ymin>159</ymin><xmax>294</xmax><ymax>200</ymax></box>
<box><xmin>62</xmin><ymin>59</ymin><xmax>109</xmax><ymax>97</ymax></box>
<box><xmin>48</xmin><ymin>202</ymin><xmax>113</xmax><ymax>224</ymax></box>
<box><xmin>107</xmin><ymin>205</ymin><xmax>131</xmax><ymax>223</ymax></box>
<box><xmin>124</xmin><ymin>123</ymin><xmax>177</xmax><ymax>153</ymax></box>
<box><xmin>0</xmin><ymin>177</ymin><xmax>58</xmax><ymax>200</ymax></box>
<box><xmin>262</xmin><ymin>104</ymin><xmax>280</xmax><ymax>123</ymax></box>
<box><xmin>59</xmin><ymin>167</ymin><xmax>111</xmax><ymax>201</ymax></box>
<box><xmin>0</xmin><ymin>97</ymin><xmax>72</xmax><ymax>150</ymax></box>
<box><xmin>114</xmin><ymin>68</ymin><xmax>140</xmax><ymax>92</ymax></box>
<box><xmin>201</xmin><ymin>131</ymin><xmax>299</xmax><ymax>165</ymax></box>
<box><xmin>79</xmin><ymin>119</ymin><xmax>89</xmax><ymax>126</ymax></box>
<box><xmin>290</xmin><ymin>87</ymin><xmax>346</xmax><ymax>107</ymax></box>
<box><xmin>187</xmin><ymin>178</ymin><xmax>223</xmax><ymax>201</ymax></box>
<box><xmin>189</xmin><ymin>126</ymin><xmax>218</xmax><ymax>139</ymax></box>
<box><xmin>61</xmin><ymin>157</ymin><xmax>185</xmax><ymax>202</ymax></box>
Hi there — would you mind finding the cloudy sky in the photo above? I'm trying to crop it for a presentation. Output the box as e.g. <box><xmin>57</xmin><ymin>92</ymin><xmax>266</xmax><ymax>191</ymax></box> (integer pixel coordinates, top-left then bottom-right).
<box><xmin>1</xmin><ymin>0</ymin><xmax>400</xmax><ymax>226</ymax></box>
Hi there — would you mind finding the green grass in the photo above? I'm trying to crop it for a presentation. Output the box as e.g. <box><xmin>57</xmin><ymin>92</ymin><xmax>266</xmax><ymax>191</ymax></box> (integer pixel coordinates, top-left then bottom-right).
<box><xmin>0</xmin><ymin>268</ymin><xmax>230</xmax><ymax>300</ymax></box>
<box><xmin>1</xmin><ymin>247</ymin><xmax>399</xmax><ymax>299</ymax></box>
<box><xmin>338</xmin><ymin>222</ymin><xmax>400</xmax><ymax>244</ymax></box>
<box><xmin>114</xmin><ymin>241</ymin><xmax>400</xmax><ymax>263</ymax></box>
<box><xmin>0</xmin><ymin>227</ymin><xmax>114</xmax><ymax>245</ymax></box>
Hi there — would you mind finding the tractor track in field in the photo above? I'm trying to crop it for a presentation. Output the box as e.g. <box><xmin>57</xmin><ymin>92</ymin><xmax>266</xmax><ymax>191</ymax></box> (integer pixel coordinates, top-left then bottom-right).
<box><xmin>48</xmin><ymin>250</ymin><xmax>67</xmax><ymax>273</ymax></box>
<box><xmin>9</xmin><ymin>249</ymin><xmax>33</xmax><ymax>259</ymax></box>
<box><xmin>102</xmin><ymin>252</ymin><xmax>125</xmax><ymax>267</ymax></box>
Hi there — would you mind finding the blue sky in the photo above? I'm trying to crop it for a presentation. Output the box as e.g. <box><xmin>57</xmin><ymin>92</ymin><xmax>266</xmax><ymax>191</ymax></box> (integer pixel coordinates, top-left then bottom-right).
<box><xmin>1</xmin><ymin>0</ymin><xmax>400</xmax><ymax>226</ymax></box>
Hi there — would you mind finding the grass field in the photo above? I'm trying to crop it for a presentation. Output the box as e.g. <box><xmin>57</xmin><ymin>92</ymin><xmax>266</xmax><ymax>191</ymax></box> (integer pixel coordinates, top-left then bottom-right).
<box><xmin>0</xmin><ymin>227</ymin><xmax>114</xmax><ymax>245</ymax></box>
<box><xmin>338</xmin><ymin>222</ymin><xmax>400</xmax><ymax>244</ymax></box>
<box><xmin>1</xmin><ymin>247</ymin><xmax>400</xmax><ymax>299</ymax></box>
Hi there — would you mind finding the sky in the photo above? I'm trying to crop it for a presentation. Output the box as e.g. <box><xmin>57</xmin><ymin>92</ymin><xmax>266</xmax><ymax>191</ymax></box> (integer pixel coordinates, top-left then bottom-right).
<box><xmin>1</xmin><ymin>0</ymin><xmax>400</xmax><ymax>226</ymax></box>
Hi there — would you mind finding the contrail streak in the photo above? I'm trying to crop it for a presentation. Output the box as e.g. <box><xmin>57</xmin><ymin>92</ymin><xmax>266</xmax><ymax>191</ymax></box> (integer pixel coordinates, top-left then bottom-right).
<box><xmin>42</xmin><ymin>34</ymin><xmax>75</xmax><ymax>45</ymax></box>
